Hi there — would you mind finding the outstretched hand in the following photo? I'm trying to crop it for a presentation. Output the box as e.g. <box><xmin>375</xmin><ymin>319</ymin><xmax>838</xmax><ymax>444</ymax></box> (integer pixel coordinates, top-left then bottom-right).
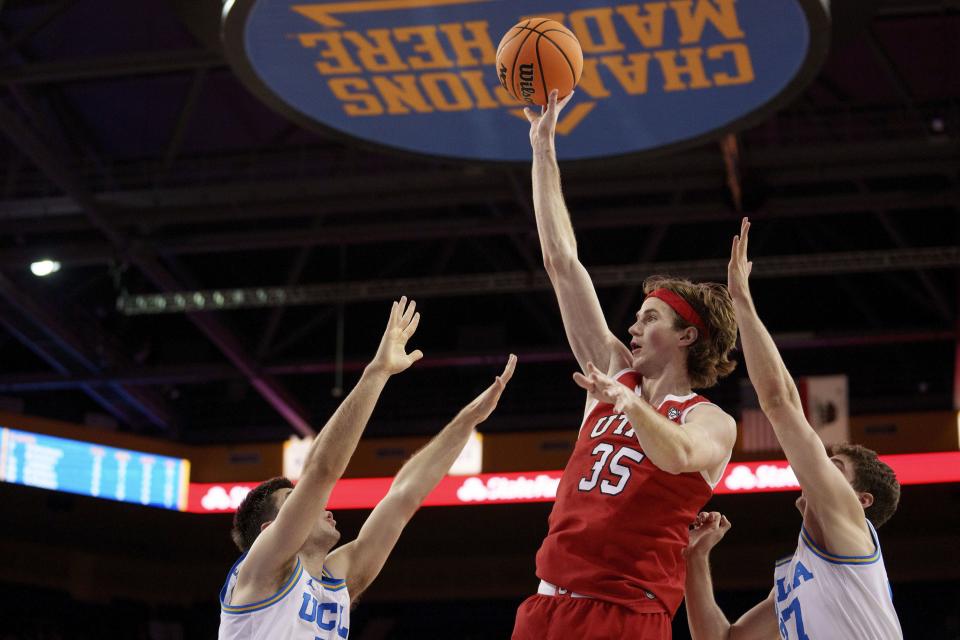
<box><xmin>459</xmin><ymin>354</ymin><xmax>517</xmax><ymax>425</ymax></box>
<box><xmin>684</xmin><ymin>511</ymin><xmax>732</xmax><ymax>558</ymax></box>
<box><xmin>524</xmin><ymin>89</ymin><xmax>574</xmax><ymax>152</ymax></box>
<box><xmin>727</xmin><ymin>217</ymin><xmax>753</xmax><ymax>302</ymax></box>
<box><xmin>370</xmin><ymin>296</ymin><xmax>423</xmax><ymax>376</ymax></box>
<box><xmin>572</xmin><ymin>362</ymin><xmax>634</xmax><ymax>414</ymax></box>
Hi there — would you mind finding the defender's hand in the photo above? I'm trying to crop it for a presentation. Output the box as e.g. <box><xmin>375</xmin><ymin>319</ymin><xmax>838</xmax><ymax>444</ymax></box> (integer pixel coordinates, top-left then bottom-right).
<box><xmin>685</xmin><ymin>512</ymin><xmax>732</xmax><ymax>558</ymax></box>
<box><xmin>572</xmin><ymin>362</ymin><xmax>634</xmax><ymax>414</ymax></box>
<box><xmin>459</xmin><ymin>354</ymin><xmax>517</xmax><ymax>425</ymax></box>
<box><xmin>369</xmin><ymin>296</ymin><xmax>423</xmax><ymax>376</ymax></box>
<box><xmin>524</xmin><ymin>89</ymin><xmax>574</xmax><ymax>152</ymax></box>
<box><xmin>727</xmin><ymin>217</ymin><xmax>753</xmax><ymax>302</ymax></box>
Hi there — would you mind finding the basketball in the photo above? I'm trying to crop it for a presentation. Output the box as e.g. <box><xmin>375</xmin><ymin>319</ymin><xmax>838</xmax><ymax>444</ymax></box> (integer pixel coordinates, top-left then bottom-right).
<box><xmin>495</xmin><ymin>18</ymin><xmax>583</xmax><ymax>107</ymax></box>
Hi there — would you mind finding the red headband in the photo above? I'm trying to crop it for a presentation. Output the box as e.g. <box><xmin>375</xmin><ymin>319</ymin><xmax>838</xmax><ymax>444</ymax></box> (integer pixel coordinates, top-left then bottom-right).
<box><xmin>646</xmin><ymin>288</ymin><xmax>709</xmax><ymax>339</ymax></box>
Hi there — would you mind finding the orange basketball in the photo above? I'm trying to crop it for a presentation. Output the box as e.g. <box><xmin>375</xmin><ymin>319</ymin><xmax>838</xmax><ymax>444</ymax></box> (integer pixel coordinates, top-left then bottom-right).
<box><xmin>495</xmin><ymin>18</ymin><xmax>583</xmax><ymax>107</ymax></box>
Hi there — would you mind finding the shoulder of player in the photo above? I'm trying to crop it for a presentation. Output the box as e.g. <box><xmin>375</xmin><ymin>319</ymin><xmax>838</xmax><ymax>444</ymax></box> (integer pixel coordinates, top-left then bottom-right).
<box><xmin>800</xmin><ymin>515</ymin><xmax>879</xmax><ymax>563</ymax></box>
<box><xmin>228</xmin><ymin>555</ymin><xmax>302</xmax><ymax>609</ymax></box>
<box><xmin>680</xmin><ymin>404</ymin><xmax>736</xmax><ymax>453</ymax></box>
<box><xmin>805</xmin><ymin>500</ymin><xmax>877</xmax><ymax>558</ymax></box>
<box><xmin>681</xmin><ymin>402</ymin><xmax>734</xmax><ymax>428</ymax></box>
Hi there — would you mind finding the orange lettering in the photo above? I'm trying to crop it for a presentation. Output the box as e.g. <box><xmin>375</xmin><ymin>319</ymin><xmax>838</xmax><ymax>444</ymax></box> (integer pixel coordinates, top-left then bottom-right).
<box><xmin>393</xmin><ymin>25</ymin><xmax>455</xmax><ymax>70</ymax></box>
<box><xmin>421</xmin><ymin>72</ymin><xmax>473</xmax><ymax>111</ymax></box>
<box><xmin>328</xmin><ymin>78</ymin><xmax>384</xmax><ymax>115</ymax></box>
<box><xmin>616</xmin><ymin>3</ymin><xmax>668</xmax><ymax>48</ymax></box>
<box><xmin>298</xmin><ymin>33</ymin><xmax>362</xmax><ymax>75</ymax></box>
<box><xmin>460</xmin><ymin>70</ymin><xmax>501</xmax><ymax>109</ymax></box>
<box><xmin>438</xmin><ymin>21</ymin><xmax>496</xmax><ymax>67</ymax></box>
<box><xmin>600</xmin><ymin>53</ymin><xmax>651</xmax><ymax>95</ymax></box>
<box><xmin>708</xmin><ymin>43</ymin><xmax>754</xmax><ymax>86</ymax></box>
<box><xmin>569</xmin><ymin>7</ymin><xmax>624</xmax><ymax>53</ymax></box>
<box><xmin>343</xmin><ymin>29</ymin><xmax>409</xmax><ymax>72</ymax></box>
<box><xmin>371</xmin><ymin>75</ymin><xmax>433</xmax><ymax>113</ymax></box>
<box><xmin>670</xmin><ymin>0</ymin><xmax>745</xmax><ymax>44</ymax></box>
<box><xmin>655</xmin><ymin>47</ymin><xmax>711</xmax><ymax>91</ymax></box>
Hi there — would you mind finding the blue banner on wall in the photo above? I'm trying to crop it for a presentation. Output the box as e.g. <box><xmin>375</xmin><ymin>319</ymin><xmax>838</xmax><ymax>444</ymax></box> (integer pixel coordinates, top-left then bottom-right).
<box><xmin>0</xmin><ymin>427</ymin><xmax>190</xmax><ymax>511</ymax></box>
<box><xmin>223</xmin><ymin>0</ymin><xmax>829</xmax><ymax>160</ymax></box>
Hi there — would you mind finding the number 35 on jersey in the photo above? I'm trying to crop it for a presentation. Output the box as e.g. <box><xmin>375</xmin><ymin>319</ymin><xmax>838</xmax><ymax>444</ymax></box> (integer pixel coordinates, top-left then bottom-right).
<box><xmin>579</xmin><ymin>413</ymin><xmax>646</xmax><ymax>496</ymax></box>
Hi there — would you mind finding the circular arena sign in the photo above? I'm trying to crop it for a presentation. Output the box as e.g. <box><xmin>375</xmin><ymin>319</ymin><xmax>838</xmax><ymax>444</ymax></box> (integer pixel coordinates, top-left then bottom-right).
<box><xmin>222</xmin><ymin>0</ymin><xmax>830</xmax><ymax>161</ymax></box>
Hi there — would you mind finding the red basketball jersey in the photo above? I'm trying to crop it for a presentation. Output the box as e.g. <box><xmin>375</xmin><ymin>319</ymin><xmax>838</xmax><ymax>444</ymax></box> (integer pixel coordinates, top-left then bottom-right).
<box><xmin>535</xmin><ymin>368</ymin><xmax>724</xmax><ymax>616</ymax></box>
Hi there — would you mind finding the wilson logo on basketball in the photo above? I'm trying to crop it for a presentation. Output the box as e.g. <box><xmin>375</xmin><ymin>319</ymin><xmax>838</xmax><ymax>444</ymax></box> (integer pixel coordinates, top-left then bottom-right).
<box><xmin>223</xmin><ymin>0</ymin><xmax>829</xmax><ymax>160</ymax></box>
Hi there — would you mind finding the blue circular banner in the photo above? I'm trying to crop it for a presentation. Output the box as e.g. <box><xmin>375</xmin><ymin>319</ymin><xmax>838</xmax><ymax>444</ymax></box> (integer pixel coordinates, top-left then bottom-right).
<box><xmin>223</xmin><ymin>0</ymin><xmax>829</xmax><ymax>161</ymax></box>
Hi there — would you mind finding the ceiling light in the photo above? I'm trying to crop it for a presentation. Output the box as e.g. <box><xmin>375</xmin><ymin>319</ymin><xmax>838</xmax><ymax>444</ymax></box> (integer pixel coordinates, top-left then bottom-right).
<box><xmin>30</xmin><ymin>260</ymin><xmax>61</xmax><ymax>277</ymax></box>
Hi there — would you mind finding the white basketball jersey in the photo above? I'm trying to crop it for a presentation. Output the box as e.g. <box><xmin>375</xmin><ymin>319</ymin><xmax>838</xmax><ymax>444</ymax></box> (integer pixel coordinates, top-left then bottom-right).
<box><xmin>219</xmin><ymin>554</ymin><xmax>351</xmax><ymax>640</ymax></box>
<box><xmin>773</xmin><ymin>521</ymin><xmax>902</xmax><ymax>640</ymax></box>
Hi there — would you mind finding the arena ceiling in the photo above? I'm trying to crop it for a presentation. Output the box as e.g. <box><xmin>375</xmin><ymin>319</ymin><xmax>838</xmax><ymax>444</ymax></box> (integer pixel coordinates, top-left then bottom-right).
<box><xmin>0</xmin><ymin>0</ymin><xmax>956</xmax><ymax>443</ymax></box>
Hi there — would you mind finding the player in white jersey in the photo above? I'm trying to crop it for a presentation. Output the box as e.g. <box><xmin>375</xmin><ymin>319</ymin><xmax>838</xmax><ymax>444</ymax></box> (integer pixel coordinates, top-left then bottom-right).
<box><xmin>681</xmin><ymin>219</ymin><xmax>903</xmax><ymax>640</ymax></box>
<box><xmin>218</xmin><ymin>297</ymin><xmax>516</xmax><ymax>640</ymax></box>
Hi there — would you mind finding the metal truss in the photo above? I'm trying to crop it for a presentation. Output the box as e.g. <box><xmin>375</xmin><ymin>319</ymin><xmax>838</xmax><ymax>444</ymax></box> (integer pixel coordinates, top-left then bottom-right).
<box><xmin>116</xmin><ymin>246</ymin><xmax>960</xmax><ymax>315</ymax></box>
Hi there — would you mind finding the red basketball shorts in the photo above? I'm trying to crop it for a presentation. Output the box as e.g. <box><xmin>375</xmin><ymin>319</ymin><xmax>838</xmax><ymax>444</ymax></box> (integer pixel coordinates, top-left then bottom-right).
<box><xmin>512</xmin><ymin>593</ymin><xmax>671</xmax><ymax>640</ymax></box>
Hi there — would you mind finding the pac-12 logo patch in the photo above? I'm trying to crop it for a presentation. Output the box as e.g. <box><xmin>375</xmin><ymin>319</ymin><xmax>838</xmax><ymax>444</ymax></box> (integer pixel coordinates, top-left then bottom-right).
<box><xmin>667</xmin><ymin>407</ymin><xmax>681</xmax><ymax>421</ymax></box>
<box><xmin>222</xmin><ymin>0</ymin><xmax>830</xmax><ymax>161</ymax></box>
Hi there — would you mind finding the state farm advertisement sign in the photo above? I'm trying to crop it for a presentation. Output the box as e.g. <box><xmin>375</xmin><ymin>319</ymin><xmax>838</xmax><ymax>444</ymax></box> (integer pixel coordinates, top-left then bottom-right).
<box><xmin>186</xmin><ymin>452</ymin><xmax>960</xmax><ymax>513</ymax></box>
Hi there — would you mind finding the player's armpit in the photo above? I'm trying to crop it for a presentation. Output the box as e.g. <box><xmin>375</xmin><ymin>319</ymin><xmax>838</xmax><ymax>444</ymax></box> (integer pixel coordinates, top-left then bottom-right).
<box><xmin>321</xmin><ymin>540</ymin><xmax>356</xmax><ymax>591</ymax></box>
<box><xmin>729</xmin><ymin>589</ymin><xmax>779</xmax><ymax>640</ymax></box>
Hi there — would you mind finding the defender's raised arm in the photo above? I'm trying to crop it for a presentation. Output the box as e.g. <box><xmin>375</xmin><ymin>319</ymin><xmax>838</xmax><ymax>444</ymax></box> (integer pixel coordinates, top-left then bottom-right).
<box><xmin>325</xmin><ymin>355</ymin><xmax>517</xmax><ymax>598</ymax></box>
<box><xmin>236</xmin><ymin>298</ymin><xmax>423</xmax><ymax>598</ymax></box>
<box><xmin>728</xmin><ymin>219</ymin><xmax>872</xmax><ymax>556</ymax></box>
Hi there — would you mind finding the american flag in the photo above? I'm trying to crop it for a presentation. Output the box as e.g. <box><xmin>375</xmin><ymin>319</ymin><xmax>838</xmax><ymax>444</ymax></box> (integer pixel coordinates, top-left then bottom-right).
<box><xmin>741</xmin><ymin>408</ymin><xmax>782</xmax><ymax>453</ymax></box>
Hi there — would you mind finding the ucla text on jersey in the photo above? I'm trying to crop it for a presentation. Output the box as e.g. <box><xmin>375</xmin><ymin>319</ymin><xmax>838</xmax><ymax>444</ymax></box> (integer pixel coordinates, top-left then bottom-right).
<box><xmin>773</xmin><ymin>521</ymin><xmax>902</xmax><ymax>640</ymax></box>
<box><xmin>219</xmin><ymin>554</ymin><xmax>351</xmax><ymax>640</ymax></box>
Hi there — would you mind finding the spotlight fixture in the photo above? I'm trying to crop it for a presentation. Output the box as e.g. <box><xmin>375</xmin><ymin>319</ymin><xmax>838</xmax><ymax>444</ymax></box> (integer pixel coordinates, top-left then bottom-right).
<box><xmin>29</xmin><ymin>259</ymin><xmax>61</xmax><ymax>277</ymax></box>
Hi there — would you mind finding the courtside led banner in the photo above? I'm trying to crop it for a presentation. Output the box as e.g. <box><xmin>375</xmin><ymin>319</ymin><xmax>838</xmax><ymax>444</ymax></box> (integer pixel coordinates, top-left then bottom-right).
<box><xmin>222</xmin><ymin>0</ymin><xmax>830</xmax><ymax>160</ymax></box>
<box><xmin>185</xmin><ymin>451</ymin><xmax>960</xmax><ymax>513</ymax></box>
<box><xmin>0</xmin><ymin>426</ymin><xmax>190</xmax><ymax>511</ymax></box>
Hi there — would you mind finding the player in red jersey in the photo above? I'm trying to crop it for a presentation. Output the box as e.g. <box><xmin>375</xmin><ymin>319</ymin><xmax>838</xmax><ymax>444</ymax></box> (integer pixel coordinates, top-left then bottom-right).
<box><xmin>512</xmin><ymin>90</ymin><xmax>740</xmax><ymax>640</ymax></box>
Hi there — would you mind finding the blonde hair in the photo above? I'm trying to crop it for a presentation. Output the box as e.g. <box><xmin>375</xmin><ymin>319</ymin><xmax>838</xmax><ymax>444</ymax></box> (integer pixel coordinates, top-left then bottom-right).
<box><xmin>642</xmin><ymin>275</ymin><xmax>738</xmax><ymax>389</ymax></box>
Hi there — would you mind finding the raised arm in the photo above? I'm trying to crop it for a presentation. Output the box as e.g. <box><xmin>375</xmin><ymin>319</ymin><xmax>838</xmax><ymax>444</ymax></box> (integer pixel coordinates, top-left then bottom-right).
<box><xmin>728</xmin><ymin>218</ymin><xmax>872</xmax><ymax>555</ymax></box>
<box><xmin>240</xmin><ymin>298</ymin><xmax>423</xmax><ymax>591</ymax></box>
<box><xmin>573</xmin><ymin>362</ymin><xmax>736</xmax><ymax>476</ymax></box>
<box><xmin>325</xmin><ymin>355</ymin><xmax>517</xmax><ymax>598</ymax></box>
<box><xmin>684</xmin><ymin>512</ymin><xmax>780</xmax><ymax>640</ymax></box>
<box><xmin>524</xmin><ymin>90</ymin><xmax>629</xmax><ymax>374</ymax></box>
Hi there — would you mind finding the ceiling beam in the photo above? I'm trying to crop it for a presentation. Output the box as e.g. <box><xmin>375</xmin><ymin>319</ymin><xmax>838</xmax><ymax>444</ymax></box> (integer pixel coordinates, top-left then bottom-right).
<box><xmin>117</xmin><ymin>245</ymin><xmax>960</xmax><ymax>314</ymax></box>
<box><xmin>0</xmin><ymin>135</ymin><xmax>955</xmax><ymax>228</ymax></box>
<box><xmin>0</xmin><ymin>49</ymin><xmax>225</xmax><ymax>85</ymax></box>
<box><xmin>0</xmin><ymin>190</ymin><xmax>955</xmax><ymax>269</ymax></box>
<box><xmin>0</xmin><ymin>0</ymin><xmax>76</xmax><ymax>59</ymax></box>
